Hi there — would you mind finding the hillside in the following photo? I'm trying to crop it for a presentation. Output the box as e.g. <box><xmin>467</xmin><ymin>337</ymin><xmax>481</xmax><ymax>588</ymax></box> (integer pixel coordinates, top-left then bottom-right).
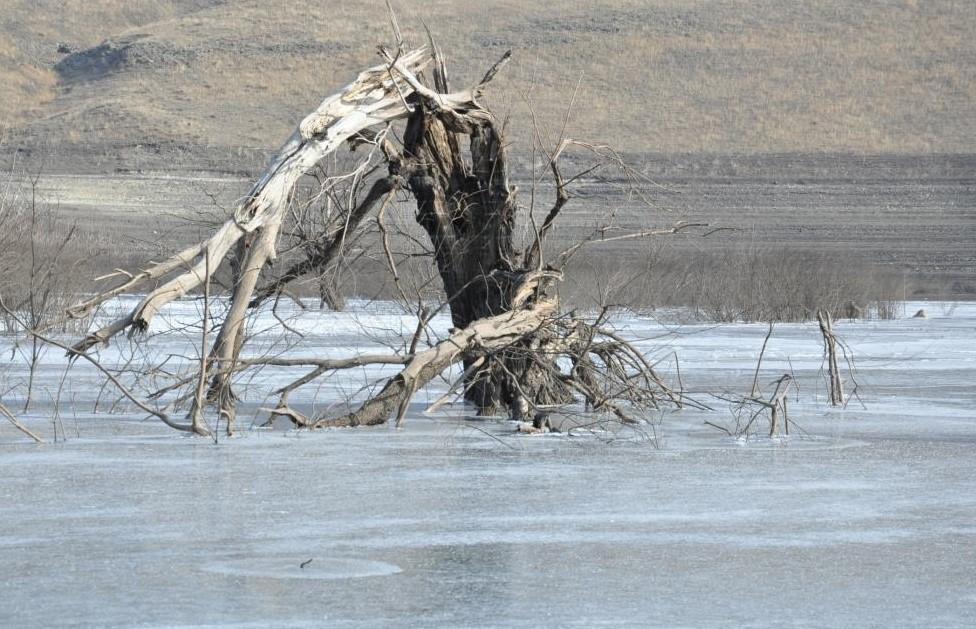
<box><xmin>2</xmin><ymin>0</ymin><xmax>974</xmax><ymax>168</ymax></box>
<box><xmin>1</xmin><ymin>1</ymin><xmax>973</xmax><ymax>298</ymax></box>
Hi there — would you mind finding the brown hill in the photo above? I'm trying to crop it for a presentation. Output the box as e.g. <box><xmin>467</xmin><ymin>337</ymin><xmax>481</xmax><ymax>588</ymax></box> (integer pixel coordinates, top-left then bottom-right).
<box><xmin>2</xmin><ymin>0</ymin><xmax>974</xmax><ymax>165</ymax></box>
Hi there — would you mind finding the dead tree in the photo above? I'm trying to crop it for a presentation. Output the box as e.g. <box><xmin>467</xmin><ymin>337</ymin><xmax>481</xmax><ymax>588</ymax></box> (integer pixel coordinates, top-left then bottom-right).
<box><xmin>60</xmin><ymin>34</ymin><xmax>693</xmax><ymax>436</ymax></box>
<box><xmin>762</xmin><ymin>374</ymin><xmax>794</xmax><ymax>437</ymax></box>
<box><xmin>816</xmin><ymin>309</ymin><xmax>844</xmax><ymax>406</ymax></box>
<box><xmin>392</xmin><ymin>49</ymin><xmax>580</xmax><ymax>416</ymax></box>
<box><xmin>65</xmin><ymin>48</ymin><xmax>433</xmax><ymax>435</ymax></box>
<box><xmin>707</xmin><ymin>374</ymin><xmax>795</xmax><ymax>438</ymax></box>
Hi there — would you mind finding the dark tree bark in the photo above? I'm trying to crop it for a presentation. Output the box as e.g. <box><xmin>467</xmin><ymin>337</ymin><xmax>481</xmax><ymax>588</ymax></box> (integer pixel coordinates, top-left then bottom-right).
<box><xmin>398</xmin><ymin>94</ymin><xmax>571</xmax><ymax>416</ymax></box>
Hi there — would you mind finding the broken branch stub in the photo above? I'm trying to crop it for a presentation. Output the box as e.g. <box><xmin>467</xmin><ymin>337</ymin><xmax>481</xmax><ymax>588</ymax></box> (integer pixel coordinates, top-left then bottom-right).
<box><xmin>817</xmin><ymin>309</ymin><xmax>846</xmax><ymax>406</ymax></box>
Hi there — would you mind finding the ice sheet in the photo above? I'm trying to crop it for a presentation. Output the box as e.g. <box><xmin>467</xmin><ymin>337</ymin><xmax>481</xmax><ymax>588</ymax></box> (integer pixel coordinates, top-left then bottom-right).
<box><xmin>1</xmin><ymin>299</ymin><xmax>974</xmax><ymax>627</ymax></box>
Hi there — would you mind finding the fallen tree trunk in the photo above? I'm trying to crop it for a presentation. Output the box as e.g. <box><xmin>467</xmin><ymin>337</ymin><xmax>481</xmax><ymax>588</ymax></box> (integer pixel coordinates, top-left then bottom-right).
<box><xmin>271</xmin><ymin>299</ymin><xmax>558</xmax><ymax>428</ymax></box>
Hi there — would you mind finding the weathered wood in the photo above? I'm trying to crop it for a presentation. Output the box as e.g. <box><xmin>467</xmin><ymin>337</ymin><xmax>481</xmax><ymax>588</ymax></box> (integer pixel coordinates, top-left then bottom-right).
<box><xmin>0</xmin><ymin>401</ymin><xmax>43</xmax><ymax>443</ymax></box>
<box><xmin>280</xmin><ymin>300</ymin><xmax>557</xmax><ymax>428</ymax></box>
<box><xmin>66</xmin><ymin>48</ymin><xmax>433</xmax><ymax>430</ymax></box>
<box><xmin>206</xmin><ymin>221</ymin><xmax>281</xmax><ymax>432</ymax></box>
<box><xmin>724</xmin><ymin>373</ymin><xmax>794</xmax><ymax>437</ymax></box>
<box><xmin>390</xmin><ymin>50</ymin><xmax>578</xmax><ymax>416</ymax></box>
<box><xmin>68</xmin><ymin>48</ymin><xmax>432</xmax><ymax>353</ymax></box>
<box><xmin>765</xmin><ymin>374</ymin><xmax>793</xmax><ymax>437</ymax></box>
<box><xmin>249</xmin><ymin>175</ymin><xmax>400</xmax><ymax>308</ymax></box>
<box><xmin>817</xmin><ymin>309</ymin><xmax>845</xmax><ymax>406</ymax></box>
<box><xmin>56</xmin><ymin>37</ymin><xmax>689</xmax><ymax>436</ymax></box>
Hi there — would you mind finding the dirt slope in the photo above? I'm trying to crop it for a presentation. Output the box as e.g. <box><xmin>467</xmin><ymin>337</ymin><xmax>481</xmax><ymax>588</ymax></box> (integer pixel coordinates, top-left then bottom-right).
<box><xmin>2</xmin><ymin>0</ymin><xmax>974</xmax><ymax>164</ymax></box>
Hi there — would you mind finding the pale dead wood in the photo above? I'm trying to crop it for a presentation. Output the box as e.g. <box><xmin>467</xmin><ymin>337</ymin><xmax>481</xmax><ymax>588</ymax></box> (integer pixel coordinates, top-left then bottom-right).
<box><xmin>48</xmin><ymin>28</ymin><xmax>696</xmax><ymax>436</ymax></box>
<box><xmin>710</xmin><ymin>374</ymin><xmax>796</xmax><ymax>438</ymax></box>
<box><xmin>145</xmin><ymin>351</ymin><xmax>411</xmax><ymax>413</ymax></box>
<box><xmin>68</xmin><ymin>48</ymin><xmax>433</xmax><ymax>353</ymax></box>
<box><xmin>0</xmin><ymin>401</ymin><xmax>43</xmax><ymax>443</ymax></box>
<box><xmin>258</xmin><ymin>46</ymin><xmax>692</xmax><ymax>428</ymax></box>
<box><xmin>283</xmin><ymin>300</ymin><xmax>558</xmax><ymax>429</ymax></box>
<box><xmin>249</xmin><ymin>175</ymin><xmax>400</xmax><ymax>308</ymax></box>
<box><xmin>63</xmin><ymin>47</ymin><xmax>434</xmax><ymax>431</ymax></box>
<box><xmin>762</xmin><ymin>374</ymin><xmax>794</xmax><ymax>437</ymax></box>
<box><xmin>189</xmin><ymin>248</ymin><xmax>211</xmax><ymax>437</ymax></box>
<box><xmin>751</xmin><ymin>321</ymin><xmax>775</xmax><ymax>397</ymax></box>
<box><xmin>816</xmin><ymin>309</ymin><xmax>844</xmax><ymax>406</ymax></box>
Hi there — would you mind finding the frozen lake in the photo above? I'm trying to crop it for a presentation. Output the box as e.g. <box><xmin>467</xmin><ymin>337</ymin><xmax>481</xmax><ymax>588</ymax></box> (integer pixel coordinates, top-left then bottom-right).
<box><xmin>2</xmin><ymin>300</ymin><xmax>975</xmax><ymax>627</ymax></box>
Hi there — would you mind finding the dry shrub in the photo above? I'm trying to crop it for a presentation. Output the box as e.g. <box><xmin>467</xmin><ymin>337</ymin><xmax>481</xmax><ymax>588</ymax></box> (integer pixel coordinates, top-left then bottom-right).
<box><xmin>559</xmin><ymin>243</ymin><xmax>904</xmax><ymax>322</ymax></box>
<box><xmin>255</xmin><ymin>234</ymin><xmax>905</xmax><ymax>324</ymax></box>
<box><xmin>0</xmin><ymin>174</ymin><xmax>94</xmax><ymax>335</ymax></box>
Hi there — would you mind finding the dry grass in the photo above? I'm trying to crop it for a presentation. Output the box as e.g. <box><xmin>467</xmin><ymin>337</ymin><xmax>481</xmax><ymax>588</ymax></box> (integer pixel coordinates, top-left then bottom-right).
<box><xmin>2</xmin><ymin>0</ymin><xmax>974</xmax><ymax>157</ymax></box>
<box><xmin>0</xmin><ymin>174</ymin><xmax>97</xmax><ymax>335</ymax></box>
<box><xmin>249</xmin><ymin>234</ymin><xmax>908</xmax><ymax>323</ymax></box>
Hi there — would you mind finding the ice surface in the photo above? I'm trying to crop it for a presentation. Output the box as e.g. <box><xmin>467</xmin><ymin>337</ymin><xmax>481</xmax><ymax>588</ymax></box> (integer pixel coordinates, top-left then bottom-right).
<box><xmin>1</xmin><ymin>300</ymin><xmax>974</xmax><ymax>627</ymax></box>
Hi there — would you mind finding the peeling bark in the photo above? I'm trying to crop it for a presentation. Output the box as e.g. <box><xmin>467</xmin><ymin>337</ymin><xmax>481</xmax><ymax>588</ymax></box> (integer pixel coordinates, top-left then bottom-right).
<box><xmin>395</xmin><ymin>58</ymin><xmax>573</xmax><ymax>416</ymax></box>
